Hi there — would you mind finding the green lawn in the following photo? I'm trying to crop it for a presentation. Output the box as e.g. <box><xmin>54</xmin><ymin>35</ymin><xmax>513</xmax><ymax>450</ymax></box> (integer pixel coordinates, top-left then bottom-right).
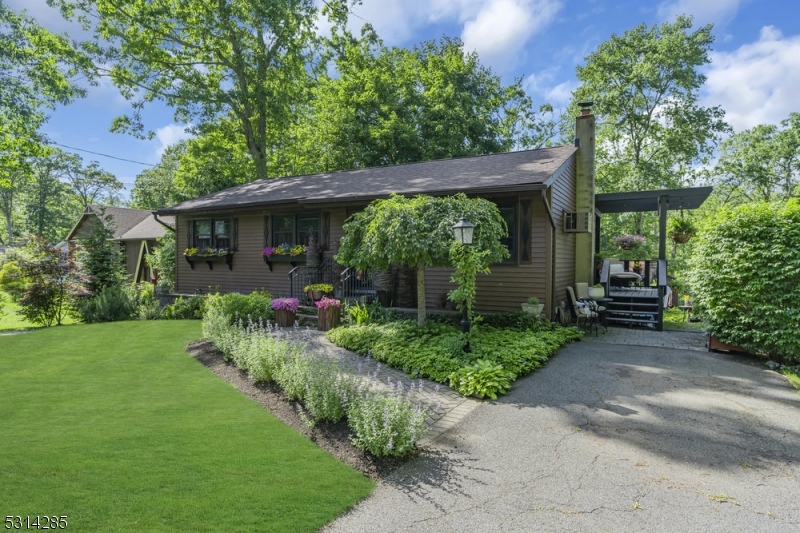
<box><xmin>0</xmin><ymin>321</ymin><xmax>374</xmax><ymax>532</ymax></box>
<box><xmin>663</xmin><ymin>306</ymin><xmax>704</xmax><ymax>331</ymax></box>
<box><xmin>0</xmin><ymin>291</ymin><xmax>76</xmax><ymax>332</ymax></box>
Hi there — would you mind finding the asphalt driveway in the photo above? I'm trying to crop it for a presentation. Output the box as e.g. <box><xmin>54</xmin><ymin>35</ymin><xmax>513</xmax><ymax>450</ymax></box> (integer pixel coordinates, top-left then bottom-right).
<box><xmin>325</xmin><ymin>340</ymin><xmax>800</xmax><ymax>532</ymax></box>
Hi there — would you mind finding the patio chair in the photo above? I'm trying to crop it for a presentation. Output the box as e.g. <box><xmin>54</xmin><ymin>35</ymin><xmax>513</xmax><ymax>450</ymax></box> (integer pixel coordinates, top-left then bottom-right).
<box><xmin>566</xmin><ymin>287</ymin><xmax>600</xmax><ymax>334</ymax></box>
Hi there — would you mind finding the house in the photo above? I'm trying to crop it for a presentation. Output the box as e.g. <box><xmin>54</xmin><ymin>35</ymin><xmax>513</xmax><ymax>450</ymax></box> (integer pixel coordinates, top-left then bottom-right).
<box><xmin>155</xmin><ymin>109</ymin><xmax>602</xmax><ymax>318</ymax></box>
<box><xmin>66</xmin><ymin>205</ymin><xmax>175</xmax><ymax>283</ymax></box>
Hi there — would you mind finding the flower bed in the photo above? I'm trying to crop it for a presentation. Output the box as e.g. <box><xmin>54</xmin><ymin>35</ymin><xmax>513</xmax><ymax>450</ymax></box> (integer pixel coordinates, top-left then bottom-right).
<box><xmin>326</xmin><ymin>315</ymin><xmax>582</xmax><ymax>399</ymax></box>
<box><xmin>201</xmin><ymin>307</ymin><xmax>430</xmax><ymax>457</ymax></box>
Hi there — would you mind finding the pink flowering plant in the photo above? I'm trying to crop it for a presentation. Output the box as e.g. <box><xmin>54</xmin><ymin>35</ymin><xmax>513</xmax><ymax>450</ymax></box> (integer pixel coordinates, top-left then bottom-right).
<box><xmin>261</xmin><ymin>246</ymin><xmax>276</xmax><ymax>257</ymax></box>
<box><xmin>315</xmin><ymin>296</ymin><xmax>341</xmax><ymax>310</ymax></box>
<box><xmin>270</xmin><ymin>297</ymin><xmax>300</xmax><ymax>312</ymax></box>
<box><xmin>613</xmin><ymin>234</ymin><xmax>646</xmax><ymax>250</ymax></box>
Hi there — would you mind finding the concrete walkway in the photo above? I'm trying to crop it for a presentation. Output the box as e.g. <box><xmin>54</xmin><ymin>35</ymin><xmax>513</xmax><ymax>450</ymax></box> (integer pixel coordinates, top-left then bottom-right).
<box><xmin>324</xmin><ymin>338</ymin><xmax>800</xmax><ymax>532</ymax></box>
<box><xmin>296</xmin><ymin>331</ymin><xmax>482</xmax><ymax>446</ymax></box>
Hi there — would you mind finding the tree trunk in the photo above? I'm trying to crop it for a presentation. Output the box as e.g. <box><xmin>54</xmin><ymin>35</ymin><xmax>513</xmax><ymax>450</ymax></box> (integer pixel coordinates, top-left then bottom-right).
<box><xmin>416</xmin><ymin>262</ymin><xmax>426</xmax><ymax>327</ymax></box>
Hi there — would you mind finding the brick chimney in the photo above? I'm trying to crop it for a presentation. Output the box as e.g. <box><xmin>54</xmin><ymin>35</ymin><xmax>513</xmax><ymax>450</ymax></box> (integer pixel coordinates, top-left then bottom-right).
<box><xmin>574</xmin><ymin>102</ymin><xmax>595</xmax><ymax>285</ymax></box>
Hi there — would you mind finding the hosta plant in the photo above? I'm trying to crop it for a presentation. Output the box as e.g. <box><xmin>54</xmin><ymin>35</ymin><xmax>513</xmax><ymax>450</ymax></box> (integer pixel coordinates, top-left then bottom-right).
<box><xmin>449</xmin><ymin>359</ymin><xmax>514</xmax><ymax>400</ymax></box>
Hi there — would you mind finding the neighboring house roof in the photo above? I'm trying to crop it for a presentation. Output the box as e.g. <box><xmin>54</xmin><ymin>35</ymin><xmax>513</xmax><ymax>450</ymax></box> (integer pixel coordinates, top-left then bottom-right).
<box><xmin>157</xmin><ymin>145</ymin><xmax>578</xmax><ymax>215</ymax></box>
<box><xmin>119</xmin><ymin>215</ymin><xmax>175</xmax><ymax>241</ymax></box>
<box><xmin>66</xmin><ymin>205</ymin><xmax>174</xmax><ymax>241</ymax></box>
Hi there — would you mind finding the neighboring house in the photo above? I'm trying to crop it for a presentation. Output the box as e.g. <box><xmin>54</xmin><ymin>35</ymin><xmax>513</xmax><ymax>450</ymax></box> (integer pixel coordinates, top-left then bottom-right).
<box><xmin>156</xmin><ymin>111</ymin><xmax>601</xmax><ymax>318</ymax></box>
<box><xmin>66</xmin><ymin>205</ymin><xmax>175</xmax><ymax>283</ymax></box>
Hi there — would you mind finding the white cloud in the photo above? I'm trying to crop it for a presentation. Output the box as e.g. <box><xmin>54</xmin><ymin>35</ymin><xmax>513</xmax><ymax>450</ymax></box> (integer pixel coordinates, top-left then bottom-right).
<box><xmin>523</xmin><ymin>68</ymin><xmax>574</xmax><ymax>107</ymax></box>
<box><xmin>703</xmin><ymin>26</ymin><xmax>800</xmax><ymax>131</ymax></box>
<box><xmin>657</xmin><ymin>0</ymin><xmax>742</xmax><ymax>27</ymax></box>
<box><xmin>461</xmin><ymin>0</ymin><xmax>561</xmax><ymax>72</ymax></box>
<box><xmin>153</xmin><ymin>124</ymin><xmax>192</xmax><ymax>159</ymax></box>
<box><xmin>338</xmin><ymin>0</ymin><xmax>561</xmax><ymax>73</ymax></box>
<box><xmin>5</xmin><ymin>0</ymin><xmax>90</xmax><ymax>37</ymax></box>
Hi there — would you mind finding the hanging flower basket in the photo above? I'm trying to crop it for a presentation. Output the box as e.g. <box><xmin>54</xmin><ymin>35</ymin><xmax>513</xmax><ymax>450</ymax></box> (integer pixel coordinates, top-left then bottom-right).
<box><xmin>670</xmin><ymin>231</ymin><xmax>692</xmax><ymax>244</ymax></box>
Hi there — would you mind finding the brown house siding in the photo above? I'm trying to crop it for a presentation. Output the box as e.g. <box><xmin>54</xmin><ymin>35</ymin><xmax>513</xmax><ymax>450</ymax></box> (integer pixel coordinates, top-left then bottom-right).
<box><xmin>550</xmin><ymin>158</ymin><xmax>577</xmax><ymax>311</ymax></box>
<box><xmin>123</xmin><ymin>239</ymin><xmax>141</xmax><ymax>280</ymax></box>
<box><xmin>423</xmin><ymin>195</ymin><xmax>548</xmax><ymax>312</ymax></box>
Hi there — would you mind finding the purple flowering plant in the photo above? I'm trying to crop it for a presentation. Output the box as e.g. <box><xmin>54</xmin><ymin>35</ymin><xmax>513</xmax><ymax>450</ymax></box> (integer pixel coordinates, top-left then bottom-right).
<box><xmin>271</xmin><ymin>297</ymin><xmax>300</xmax><ymax>312</ymax></box>
<box><xmin>261</xmin><ymin>246</ymin><xmax>276</xmax><ymax>257</ymax></box>
<box><xmin>314</xmin><ymin>296</ymin><xmax>341</xmax><ymax>310</ymax></box>
<box><xmin>613</xmin><ymin>234</ymin><xmax>647</xmax><ymax>250</ymax></box>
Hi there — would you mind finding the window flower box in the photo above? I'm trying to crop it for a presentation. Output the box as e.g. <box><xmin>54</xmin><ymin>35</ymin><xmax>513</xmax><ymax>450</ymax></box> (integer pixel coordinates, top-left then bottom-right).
<box><xmin>185</xmin><ymin>253</ymin><xmax>234</xmax><ymax>271</ymax></box>
<box><xmin>263</xmin><ymin>254</ymin><xmax>306</xmax><ymax>271</ymax></box>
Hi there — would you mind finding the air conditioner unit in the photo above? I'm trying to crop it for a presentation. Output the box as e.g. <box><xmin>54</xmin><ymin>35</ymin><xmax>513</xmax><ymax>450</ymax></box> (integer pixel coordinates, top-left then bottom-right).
<box><xmin>563</xmin><ymin>211</ymin><xmax>591</xmax><ymax>233</ymax></box>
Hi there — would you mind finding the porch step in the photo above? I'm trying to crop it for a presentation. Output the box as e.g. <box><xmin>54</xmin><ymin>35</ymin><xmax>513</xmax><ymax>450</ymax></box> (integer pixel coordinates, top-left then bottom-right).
<box><xmin>607</xmin><ymin>302</ymin><xmax>659</xmax><ymax>309</ymax></box>
<box><xmin>606</xmin><ymin>316</ymin><xmax>657</xmax><ymax>324</ymax></box>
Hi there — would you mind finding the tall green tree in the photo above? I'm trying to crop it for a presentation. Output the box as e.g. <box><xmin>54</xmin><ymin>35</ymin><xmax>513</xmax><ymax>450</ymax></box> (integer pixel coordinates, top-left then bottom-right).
<box><xmin>52</xmin><ymin>0</ymin><xmax>351</xmax><ymax>182</ymax></box>
<box><xmin>0</xmin><ymin>2</ymin><xmax>92</xmax><ymax>186</ymax></box>
<box><xmin>130</xmin><ymin>141</ymin><xmax>186</xmax><ymax>209</ymax></box>
<box><xmin>285</xmin><ymin>31</ymin><xmax>555</xmax><ymax>176</ymax></box>
<box><xmin>713</xmin><ymin>113</ymin><xmax>800</xmax><ymax>204</ymax></box>
<box><xmin>571</xmin><ymin>15</ymin><xmax>728</xmax><ymax>233</ymax></box>
<box><xmin>22</xmin><ymin>150</ymin><xmax>81</xmax><ymax>241</ymax></box>
<box><xmin>66</xmin><ymin>160</ymin><xmax>123</xmax><ymax>209</ymax></box>
<box><xmin>74</xmin><ymin>208</ymin><xmax>125</xmax><ymax>295</ymax></box>
<box><xmin>336</xmin><ymin>194</ymin><xmax>508</xmax><ymax>326</ymax></box>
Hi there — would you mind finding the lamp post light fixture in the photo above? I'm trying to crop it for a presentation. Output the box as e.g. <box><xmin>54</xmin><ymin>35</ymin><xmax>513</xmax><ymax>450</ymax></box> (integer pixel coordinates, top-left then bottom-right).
<box><xmin>452</xmin><ymin>216</ymin><xmax>475</xmax><ymax>352</ymax></box>
<box><xmin>451</xmin><ymin>216</ymin><xmax>475</xmax><ymax>245</ymax></box>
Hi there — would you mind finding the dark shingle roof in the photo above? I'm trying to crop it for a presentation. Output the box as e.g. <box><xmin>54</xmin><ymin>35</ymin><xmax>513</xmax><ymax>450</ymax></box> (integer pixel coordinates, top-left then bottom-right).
<box><xmin>119</xmin><ymin>215</ymin><xmax>175</xmax><ymax>241</ymax></box>
<box><xmin>66</xmin><ymin>206</ymin><xmax>173</xmax><ymax>241</ymax></box>
<box><xmin>157</xmin><ymin>146</ymin><xmax>577</xmax><ymax>215</ymax></box>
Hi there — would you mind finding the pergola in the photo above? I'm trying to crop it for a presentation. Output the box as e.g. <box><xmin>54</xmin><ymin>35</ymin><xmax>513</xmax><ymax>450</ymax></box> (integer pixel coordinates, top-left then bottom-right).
<box><xmin>594</xmin><ymin>186</ymin><xmax>713</xmax><ymax>260</ymax></box>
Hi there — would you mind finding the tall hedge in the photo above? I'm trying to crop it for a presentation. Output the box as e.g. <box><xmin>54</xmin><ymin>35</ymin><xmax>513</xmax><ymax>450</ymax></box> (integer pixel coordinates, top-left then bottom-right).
<box><xmin>689</xmin><ymin>200</ymin><xmax>800</xmax><ymax>363</ymax></box>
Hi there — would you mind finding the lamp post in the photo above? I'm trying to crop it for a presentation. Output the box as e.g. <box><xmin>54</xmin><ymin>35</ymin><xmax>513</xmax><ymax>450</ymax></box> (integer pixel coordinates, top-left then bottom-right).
<box><xmin>452</xmin><ymin>216</ymin><xmax>475</xmax><ymax>352</ymax></box>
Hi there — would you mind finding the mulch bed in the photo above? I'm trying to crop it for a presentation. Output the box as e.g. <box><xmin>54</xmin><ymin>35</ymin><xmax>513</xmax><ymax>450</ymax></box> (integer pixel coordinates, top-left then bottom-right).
<box><xmin>185</xmin><ymin>339</ymin><xmax>413</xmax><ymax>480</ymax></box>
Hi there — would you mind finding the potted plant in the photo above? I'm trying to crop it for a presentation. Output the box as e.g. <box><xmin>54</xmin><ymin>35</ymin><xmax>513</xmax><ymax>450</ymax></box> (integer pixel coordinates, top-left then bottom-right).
<box><xmin>521</xmin><ymin>296</ymin><xmax>544</xmax><ymax>315</ymax></box>
<box><xmin>315</xmin><ymin>296</ymin><xmax>341</xmax><ymax>331</ymax></box>
<box><xmin>303</xmin><ymin>283</ymin><xmax>333</xmax><ymax>302</ymax></box>
<box><xmin>372</xmin><ymin>268</ymin><xmax>393</xmax><ymax>307</ymax></box>
<box><xmin>668</xmin><ymin>217</ymin><xmax>696</xmax><ymax>244</ymax></box>
<box><xmin>271</xmin><ymin>297</ymin><xmax>300</xmax><ymax>327</ymax></box>
<box><xmin>613</xmin><ymin>234</ymin><xmax>646</xmax><ymax>253</ymax></box>
<box><xmin>589</xmin><ymin>284</ymin><xmax>605</xmax><ymax>299</ymax></box>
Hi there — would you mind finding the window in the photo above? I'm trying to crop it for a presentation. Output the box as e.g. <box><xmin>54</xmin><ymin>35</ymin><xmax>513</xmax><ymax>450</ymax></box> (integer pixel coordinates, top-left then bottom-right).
<box><xmin>193</xmin><ymin>218</ymin><xmax>232</xmax><ymax>252</ymax></box>
<box><xmin>269</xmin><ymin>213</ymin><xmax>320</xmax><ymax>247</ymax></box>
<box><xmin>497</xmin><ymin>202</ymin><xmax>517</xmax><ymax>264</ymax></box>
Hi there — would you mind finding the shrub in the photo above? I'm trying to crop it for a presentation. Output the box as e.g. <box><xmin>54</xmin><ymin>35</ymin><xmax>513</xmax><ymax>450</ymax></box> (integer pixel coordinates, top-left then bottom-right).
<box><xmin>449</xmin><ymin>359</ymin><xmax>514</xmax><ymax>399</ymax></box>
<box><xmin>164</xmin><ymin>295</ymin><xmax>205</xmax><ymax>319</ymax></box>
<box><xmin>689</xmin><ymin>200</ymin><xmax>800</xmax><ymax>363</ymax></box>
<box><xmin>481</xmin><ymin>311</ymin><xmax>551</xmax><ymax>331</ymax></box>
<box><xmin>204</xmin><ymin>290</ymin><xmax>274</xmax><ymax>325</ymax></box>
<box><xmin>76</xmin><ymin>284</ymin><xmax>139</xmax><ymax>323</ymax></box>
<box><xmin>347</xmin><ymin>392</ymin><xmax>427</xmax><ymax>457</ymax></box>
<box><xmin>0</xmin><ymin>261</ymin><xmax>27</xmax><ymax>301</ymax></box>
<box><xmin>16</xmin><ymin>237</ymin><xmax>77</xmax><ymax>326</ymax></box>
<box><xmin>327</xmin><ymin>320</ymin><xmax>581</xmax><ymax>388</ymax></box>
<box><xmin>136</xmin><ymin>285</ymin><xmax>163</xmax><ymax>320</ymax></box>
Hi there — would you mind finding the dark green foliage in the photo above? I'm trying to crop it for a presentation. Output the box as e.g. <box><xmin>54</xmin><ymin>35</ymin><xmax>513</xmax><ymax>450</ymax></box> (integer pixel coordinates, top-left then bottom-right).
<box><xmin>15</xmin><ymin>236</ymin><xmax>76</xmax><ymax>326</ymax></box>
<box><xmin>449</xmin><ymin>359</ymin><xmax>514</xmax><ymax>400</ymax></box>
<box><xmin>204</xmin><ymin>290</ymin><xmax>274</xmax><ymax>324</ymax></box>
<box><xmin>689</xmin><ymin>200</ymin><xmax>800</xmax><ymax>363</ymax></box>
<box><xmin>164</xmin><ymin>295</ymin><xmax>205</xmax><ymax>320</ymax></box>
<box><xmin>326</xmin><ymin>321</ymin><xmax>583</xmax><ymax>390</ymax></box>
<box><xmin>481</xmin><ymin>311</ymin><xmax>553</xmax><ymax>332</ymax></box>
<box><xmin>146</xmin><ymin>231</ymin><xmax>176</xmax><ymax>292</ymax></box>
<box><xmin>75</xmin><ymin>210</ymin><xmax>126</xmax><ymax>295</ymax></box>
<box><xmin>75</xmin><ymin>284</ymin><xmax>138</xmax><ymax>323</ymax></box>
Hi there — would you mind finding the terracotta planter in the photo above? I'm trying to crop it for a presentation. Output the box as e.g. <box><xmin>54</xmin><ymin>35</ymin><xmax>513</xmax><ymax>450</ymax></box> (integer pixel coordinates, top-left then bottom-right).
<box><xmin>707</xmin><ymin>334</ymin><xmax>748</xmax><ymax>354</ymax></box>
<box><xmin>306</xmin><ymin>289</ymin><xmax>324</xmax><ymax>302</ymax></box>
<box><xmin>274</xmin><ymin>308</ymin><xmax>297</xmax><ymax>328</ymax></box>
<box><xmin>317</xmin><ymin>306</ymin><xmax>341</xmax><ymax>331</ymax></box>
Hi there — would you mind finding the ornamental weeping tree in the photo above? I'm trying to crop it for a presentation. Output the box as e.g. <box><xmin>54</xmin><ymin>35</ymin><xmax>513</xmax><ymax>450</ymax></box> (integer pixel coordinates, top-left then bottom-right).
<box><xmin>336</xmin><ymin>194</ymin><xmax>508</xmax><ymax>326</ymax></box>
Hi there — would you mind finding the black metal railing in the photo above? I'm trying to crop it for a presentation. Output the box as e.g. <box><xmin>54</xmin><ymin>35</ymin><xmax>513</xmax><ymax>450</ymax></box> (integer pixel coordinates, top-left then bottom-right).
<box><xmin>339</xmin><ymin>267</ymin><xmax>375</xmax><ymax>303</ymax></box>
<box><xmin>288</xmin><ymin>259</ymin><xmax>334</xmax><ymax>301</ymax></box>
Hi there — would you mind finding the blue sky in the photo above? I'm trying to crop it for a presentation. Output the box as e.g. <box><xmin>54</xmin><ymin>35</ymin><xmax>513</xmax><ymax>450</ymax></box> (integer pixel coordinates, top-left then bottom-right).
<box><xmin>8</xmin><ymin>0</ymin><xmax>800</xmax><ymax>197</ymax></box>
